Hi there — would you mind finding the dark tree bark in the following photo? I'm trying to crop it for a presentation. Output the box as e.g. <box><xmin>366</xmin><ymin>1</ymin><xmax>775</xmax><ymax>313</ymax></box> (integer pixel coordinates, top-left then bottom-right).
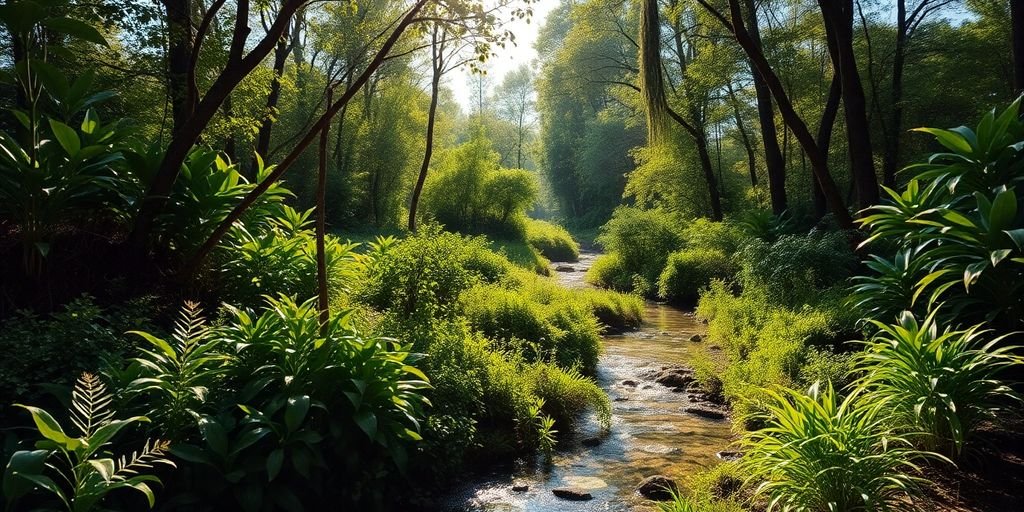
<box><xmin>820</xmin><ymin>0</ymin><xmax>879</xmax><ymax>208</ymax></box>
<box><xmin>727</xmin><ymin>83</ymin><xmax>758</xmax><ymax>187</ymax></box>
<box><xmin>742</xmin><ymin>0</ymin><xmax>786</xmax><ymax>214</ymax></box>
<box><xmin>1013</xmin><ymin>0</ymin><xmax>1024</xmax><ymax>94</ymax></box>
<box><xmin>162</xmin><ymin>0</ymin><xmax>194</xmax><ymax>132</ymax></box>
<box><xmin>697</xmin><ymin>0</ymin><xmax>854</xmax><ymax>229</ymax></box>
<box><xmin>408</xmin><ymin>27</ymin><xmax>444</xmax><ymax>233</ymax></box>
<box><xmin>882</xmin><ymin>0</ymin><xmax>909</xmax><ymax>188</ymax></box>
<box><xmin>254</xmin><ymin>16</ymin><xmax>294</xmax><ymax>163</ymax></box>
<box><xmin>814</xmin><ymin>74</ymin><xmax>842</xmax><ymax>219</ymax></box>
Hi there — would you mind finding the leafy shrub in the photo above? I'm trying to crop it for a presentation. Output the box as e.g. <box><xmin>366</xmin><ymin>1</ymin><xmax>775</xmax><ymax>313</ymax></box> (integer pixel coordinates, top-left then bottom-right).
<box><xmin>525</xmin><ymin>219</ymin><xmax>580</xmax><ymax>262</ymax></box>
<box><xmin>4</xmin><ymin>373</ymin><xmax>174</xmax><ymax>512</ymax></box>
<box><xmin>0</xmin><ymin>295</ymin><xmax>156</xmax><ymax>415</ymax></box>
<box><xmin>356</xmin><ymin>226</ymin><xmax>511</xmax><ymax>322</ymax></box>
<box><xmin>681</xmin><ymin>218</ymin><xmax>747</xmax><ymax>255</ymax></box>
<box><xmin>595</xmin><ymin>207</ymin><xmax>683</xmax><ymax>292</ymax></box>
<box><xmin>508</xmin><ymin>269</ymin><xmax>643</xmax><ymax>330</ymax></box>
<box><xmin>857</xmin><ymin>99</ymin><xmax>1024</xmax><ymax>331</ymax></box>
<box><xmin>658</xmin><ymin>248</ymin><xmax>736</xmax><ymax>304</ymax></box>
<box><xmin>123</xmin><ymin>297</ymin><xmax>431</xmax><ymax>510</ymax></box>
<box><xmin>738</xmin><ymin>231</ymin><xmax>856</xmax><ymax>305</ymax></box>
<box><xmin>854</xmin><ymin>311</ymin><xmax>1022</xmax><ymax>457</ymax></box>
<box><xmin>460</xmin><ymin>284</ymin><xmax>602</xmax><ymax>374</ymax></box>
<box><xmin>216</xmin><ymin>206</ymin><xmax>364</xmax><ymax>307</ymax></box>
<box><xmin>740</xmin><ymin>383</ymin><xmax>942</xmax><ymax>511</ymax></box>
<box><xmin>422</xmin><ymin>135</ymin><xmax>537</xmax><ymax>237</ymax></box>
<box><xmin>490</xmin><ymin>238</ymin><xmax>550</xmax><ymax>275</ymax></box>
<box><xmin>585</xmin><ymin>252</ymin><xmax>633</xmax><ymax>291</ymax></box>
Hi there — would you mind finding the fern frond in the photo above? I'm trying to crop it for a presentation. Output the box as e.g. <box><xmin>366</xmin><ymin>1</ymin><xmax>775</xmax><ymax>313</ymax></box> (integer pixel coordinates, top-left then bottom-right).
<box><xmin>71</xmin><ymin>373</ymin><xmax>114</xmax><ymax>436</ymax></box>
<box><xmin>115</xmin><ymin>439</ymin><xmax>175</xmax><ymax>478</ymax></box>
<box><xmin>173</xmin><ymin>301</ymin><xmax>208</xmax><ymax>353</ymax></box>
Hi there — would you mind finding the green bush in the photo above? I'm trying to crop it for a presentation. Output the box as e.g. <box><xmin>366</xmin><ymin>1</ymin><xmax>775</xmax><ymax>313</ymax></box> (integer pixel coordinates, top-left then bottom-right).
<box><xmin>460</xmin><ymin>284</ymin><xmax>602</xmax><ymax>374</ymax></box>
<box><xmin>356</xmin><ymin>226</ymin><xmax>511</xmax><ymax>322</ymax></box>
<box><xmin>738</xmin><ymin>231</ymin><xmax>856</xmax><ymax>305</ymax></box>
<box><xmin>740</xmin><ymin>383</ymin><xmax>942</xmax><ymax>511</ymax></box>
<box><xmin>490</xmin><ymin>238</ymin><xmax>551</xmax><ymax>275</ymax></box>
<box><xmin>854</xmin><ymin>311</ymin><xmax>1022</xmax><ymax>457</ymax></box>
<box><xmin>421</xmin><ymin>135</ymin><xmax>538</xmax><ymax>238</ymax></box>
<box><xmin>217</xmin><ymin>206</ymin><xmax>364</xmax><ymax>307</ymax></box>
<box><xmin>856</xmin><ymin>99</ymin><xmax>1024</xmax><ymax>332</ymax></box>
<box><xmin>0</xmin><ymin>295</ymin><xmax>156</xmax><ymax>415</ymax></box>
<box><xmin>595</xmin><ymin>207</ymin><xmax>683</xmax><ymax>292</ymax></box>
<box><xmin>512</xmin><ymin>269</ymin><xmax>643</xmax><ymax>330</ymax></box>
<box><xmin>585</xmin><ymin>252</ymin><xmax>633</xmax><ymax>291</ymax></box>
<box><xmin>658</xmin><ymin>248</ymin><xmax>736</xmax><ymax>304</ymax></box>
<box><xmin>525</xmin><ymin>219</ymin><xmax>580</xmax><ymax>262</ymax></box>
<box><xmin>681</xmin><ymin>218</ymin><xmax>747</xmax><ymax>255</ymax></box>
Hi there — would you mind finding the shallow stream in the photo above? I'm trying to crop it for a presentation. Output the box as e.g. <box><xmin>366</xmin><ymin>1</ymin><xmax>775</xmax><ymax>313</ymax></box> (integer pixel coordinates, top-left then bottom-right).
<box><xmin>441</xmin><ymin>252</ymin><xmax>734</xmax><ymax>511</ymax></box>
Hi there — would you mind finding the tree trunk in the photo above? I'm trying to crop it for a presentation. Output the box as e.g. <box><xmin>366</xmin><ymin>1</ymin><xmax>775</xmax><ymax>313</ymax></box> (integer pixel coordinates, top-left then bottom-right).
<box><xmin>1012</xmin><ymin>0</ymin><xmax>1024</xmax><ymax>94</ymax></box>
<box><xmin>742</xmin><ymin>0</ymin><xmax>787</xmax><ymax>214</ymax></box>
<box><xmin>699</xmin><ymin>0</ymin><xmax>853</xmax><ymax>228</ymax></box>
<box><xmin>316</xmin><ymin>88</ymin><xmax>331</xmax><ymax>328</ymax></box>
<box><xmin>727</xmin><ymin>83</ymin><xmax>758</xmax><ymax>187</ymax></box>
<box><xmin>881</xmin><ymin>0</ymin><xmax>907</xmax><ymax>188</ymax></box>
<box><xmin>814</xmin><ymin>74</ymin><xmax>842</xmax><ymax>219</ymax></box>
<box><xmin>163</xmin><ymin>0</ymin><xmax>193</xmax><ymax>133</ymax></box>
<box><xmin>820</xmin><ymin>0</ymin><xmax>878</xmax><ymax>208</ymax></box>
<box><xmin>408</xmin><ymin>29</ymin><xmax>443</xmax><ymax>233</ymax></box>
<box><xmin>255</xmin><ymin>27</ymin><xmax>292</xmax><ymax>163</ymax></box>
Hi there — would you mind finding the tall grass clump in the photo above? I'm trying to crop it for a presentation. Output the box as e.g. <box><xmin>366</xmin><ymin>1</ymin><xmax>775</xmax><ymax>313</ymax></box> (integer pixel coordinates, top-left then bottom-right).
<box><xmin>525</xmin><ymin>218</ymin><xmax>580</xmax><ymax>262</ymax></box>
<box><xmin>741</xmin><ymin>383</ymin><xmax>944</xmax><ymax>511</ymax></box>
<box><xmin>590</xmin><ymin>207</ymin><xmax>683</xmax><ymax>294</ymax></box>
<box><xmin>855</xmin><ymin>311</ymin><xmax>1022</xmax><ymax>457</ymax></box>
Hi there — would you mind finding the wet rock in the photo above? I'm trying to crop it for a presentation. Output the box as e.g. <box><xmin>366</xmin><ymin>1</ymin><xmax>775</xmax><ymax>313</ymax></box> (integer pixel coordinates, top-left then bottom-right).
<box><xmin>709</xmin><ymin>345</ymin><xmax>722</xmax><ymax>351</ymax></box>
<box><xmin>684</xmin><ymin>406</ymin><xmax>726</xmax><ymax>420</ymax></box>
<box><xmin>716</xmin><ymin>450</ymin><xmax>743</xmax><ymax>461</ymax></box>
<box><xmin>689</xmin><ymin>334</ymin><xmax>703</xmax><ymax>343</ymax></box>
<box><xmin>636</xmin><ymin>475</ymin><xmax>678</xmax><ymax>501</ymax></box>
<box><xmin>581</xmin><ymin>436</ymin><xmax>602</xmax><ymax>447</ymax></box>
<box><xmin>511</xmin><ymin>483</ymin><xmax>529</xmax><ymax>492</ymax></box>
<box><xmin>613</xmin><ymin>396</ymin><xmax>629</xmax><ymax>402</ymax></box>
<box><xmin>642</xmin><ymin>384</ymin><xmax>654</xmax><ymax>390</ymax></box>
<box><xmin>552</xmin><ymin>488</ymin><xmax>593</xmax><ymax>501</ymax></box>
<box><xmin>653</xmin><ymin>367</ymin><xmax>695</xmax><ymax>388</ymax></box>
<box><xmin>555</xmin><ymin>265</ymin><xmax>576</xmax><ymax>273</ymax></box>
<box><xmin>621</xmin><ymin>379</ymin><xmax>638</xmax><ymax>387</ymax></box>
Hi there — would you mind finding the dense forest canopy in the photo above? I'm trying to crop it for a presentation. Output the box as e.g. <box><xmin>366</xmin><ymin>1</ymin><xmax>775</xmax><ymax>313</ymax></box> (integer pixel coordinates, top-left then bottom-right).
<box><xmin>1</xmin><ymin>0</ymin><xmax>1024</xmax><ymax>510</ymax></box>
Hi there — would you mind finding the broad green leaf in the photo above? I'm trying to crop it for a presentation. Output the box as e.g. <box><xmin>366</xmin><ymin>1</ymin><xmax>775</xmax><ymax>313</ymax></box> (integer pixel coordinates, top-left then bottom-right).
<box><xmin>48</xmin><ymin>118</ymin><xmax>80</xmax><ymax>155</ymax></box>
<box><xmin>354</xmin><ymin>410</ymin><xmax>377</xmax><ymax>439</ymax></box>
<box><xmin>913</xmin><ymin>128</ymin><xmax>973</xmax><ymax>155</ymax></box>
<box><xmin>43</xmin><ymin>17</ymin><xmax>108</xmax><ymax>46</ymax></box>
<box><xmin>284</xmin><ymin>396</ymin><xmax>310</xmax><ymax>433</ymax></box>
<box><xmin>2</xmin><ymin>450</ymin><xmax>50</xmax><ymax>501</ymax></box>
<box><xmin>266</xmin><ymin>448</ymin><xmax>284</xmax><ymax>481</ymax></box>
<box><xmin>14</xmin><ymin>405</ymin><xmax>74</xmax><ymax>448</ymax></box>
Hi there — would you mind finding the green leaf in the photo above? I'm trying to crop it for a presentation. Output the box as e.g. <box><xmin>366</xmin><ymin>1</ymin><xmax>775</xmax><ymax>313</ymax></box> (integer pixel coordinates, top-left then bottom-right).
<box><xmin>2</xmin><ymin>450</ymin><xmax>50</xmax><ymax>502</ymax></box>
<box><xmin>266</xmin><ymin>448</ymin><xmax>284</xmax><ymax>481</ymax></box>
<box><xmin>989</xmin><ymin>189</ymin><xmax>1018</xmax><ymax>232</ymax></box>
<box><xmin>198</xmin><ymin>417</ymin><xmax>228</xmax><ymax>456</ymax></box>
<box><xmin>42</xmin><ymin>17</ymin><xmax>108</xmax><ymax>46</ymax></box>
<box><xmin>48</xmin><ymin>118</ymin><xmax>80</xmax><ymax>155</ymax></box>
<box><xmin>913</xmin><ymin>127</ymin><xmax>973</xmax><ymax>155</ymax></box>
<box><xmin>14</xmin><ymin>405</ymin><xmax>74</xmax><ymax>448</ymax></box>
<box><xmin>87</xmin><ymin>458</ymin><xmax>116</xmax><ymax>482</ymax></box>
<box><xmin>354</xmin><ymin>410</ymin><xmax>377</xmax><ymax>439</ymax></box>
<box><xmin>81</xmin><ymin>109</ymin><xmax>98</xmax><ymax>134</ymax></box>
<box><xmin>1004</xmin><ymin>229</ymin><xmax>1024</xmax><ymax>250</ymax></box>
<box><xmin>284</xmin><ymin>396</ymin><xmax>310</xmax><ymax>433</ymax></box>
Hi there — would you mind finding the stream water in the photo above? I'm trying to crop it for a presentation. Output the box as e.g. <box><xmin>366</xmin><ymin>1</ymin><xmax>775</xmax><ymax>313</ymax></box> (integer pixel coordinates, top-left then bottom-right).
<box><xmin>441</xmin><ymin>252</ymin><xmax>735</xmax><ymax>511</ymax></box>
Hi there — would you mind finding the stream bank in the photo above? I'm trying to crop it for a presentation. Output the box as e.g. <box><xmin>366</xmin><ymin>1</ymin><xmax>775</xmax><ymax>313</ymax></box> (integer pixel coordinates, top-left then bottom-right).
<box><xmin>440</xmin><ymin>251</ymin><xmax>734</xmax><ymax>511</ymax></box>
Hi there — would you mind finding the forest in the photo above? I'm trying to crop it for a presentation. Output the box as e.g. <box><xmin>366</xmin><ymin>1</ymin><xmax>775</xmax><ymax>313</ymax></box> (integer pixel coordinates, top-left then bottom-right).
<box><xmin>1</xmin><ymin>0</ymin><xmax>1023</xmax><ymax>510</ymax></box>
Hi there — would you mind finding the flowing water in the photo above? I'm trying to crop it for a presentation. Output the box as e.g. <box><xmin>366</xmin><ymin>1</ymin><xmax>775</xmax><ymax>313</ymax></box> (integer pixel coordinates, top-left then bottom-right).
<box><xmin>440</xmin><ymin>252</ymin><xmax>735</xmax><ymax>511</ymax></box>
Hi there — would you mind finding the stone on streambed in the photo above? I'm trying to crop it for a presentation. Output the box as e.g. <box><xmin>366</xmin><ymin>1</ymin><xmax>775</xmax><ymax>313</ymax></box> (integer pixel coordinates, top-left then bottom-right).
<box><xmin>555</xmin><ymin>265</ymin><xmax>576</xmax><ymax>272</ymax></box>
<box><xmin>689</xmin><ymin>334</ymin><xmax>703</xmax><ymax>343</ymax></box>
<box><xmin>511</xmin><ymin>483</ymin><xmax>529</xmax><ymax>492</ymax></box>
<box><xmin>683</xmin><ymin>406</ymin><xmax>726</xmax><ymax>420</ymax></box>
<box><xmin>716</xmin><ymin>450</ymin><xmax>743</xmax><ymax>461</ymax></box>
<box><xmin>581</xmin><ymin>436</ymin><xmax>602</xmax><ymax>447</ymax></box>
<box><xmin>636</xmin><ymin>475</ymin><xmax>678</xmax><ymax>501</ymax></box>
<box><xmin>651</xmin><ymin>367</ymin><xmax>695</xmax><ymax>388</ymax></box>
<box><xmin>552</xmin><ymin>488</ymin><xmax>594</xmax><ymax>501</ymax></box>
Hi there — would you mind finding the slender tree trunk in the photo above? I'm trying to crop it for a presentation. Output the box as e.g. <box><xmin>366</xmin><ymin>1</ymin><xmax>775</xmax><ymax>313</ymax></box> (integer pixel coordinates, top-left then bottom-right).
<box><xmin>727</xmin><ymin>83</ymin><xmax>758</xmax><ymax>187</ymax></box>
<box><xmin>1012</xmin><ymin>0</ymin><xmax>1024</xmax><ymax>94</ymax></box>
<box><xmin>820</xmin><ymin>0</ymin><xmax>878</xmax><ymax>208</ymax></box>
<box><xmin>881</xmin><ymin>0</ymin><xmax>907</xmax><ymax>188</ymax></box>
<box><xmin>163</xmin><ymin>0</ymin><xmax>193</xmax><ymax>133</ymax></box>
<box><xmin>223</xmin><ymin>94</ymin><xmax>237</xmax><ymax>162</ymax></box>
<box><xmin>316</xmin><ymin>88</ymin><xmax>332</xmax><ymax>328</ymax></box>
<box><xmin>814</xmin><ymin>74</ymin><xmax>842</xmax><ymax>219</ymax></box>
<box><xmin>255</xmin><ymin>28</ymin><xmax>292</xmax><ymax>162</ymax></box>
<box><xmin>741</xmin><ymin>0</ymin><xmax>787</xmax><ymax>214</ymax></box>
<box><xmin>408</xmin><ymin>29</ymin><xmax>443</xmax><ymax>233</ymax></box>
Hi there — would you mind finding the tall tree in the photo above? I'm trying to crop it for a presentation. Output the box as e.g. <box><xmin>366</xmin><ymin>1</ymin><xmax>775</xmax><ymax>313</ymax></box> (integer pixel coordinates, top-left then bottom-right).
<box><xmin>819</xmin><ymin>0</ymin><xmax>878</xmax><ymax>208</ymax></box>
<box><xmin>493</xmin><ymin>65</ymin><xmax>536</xmax><ymax>169</ymax></box>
